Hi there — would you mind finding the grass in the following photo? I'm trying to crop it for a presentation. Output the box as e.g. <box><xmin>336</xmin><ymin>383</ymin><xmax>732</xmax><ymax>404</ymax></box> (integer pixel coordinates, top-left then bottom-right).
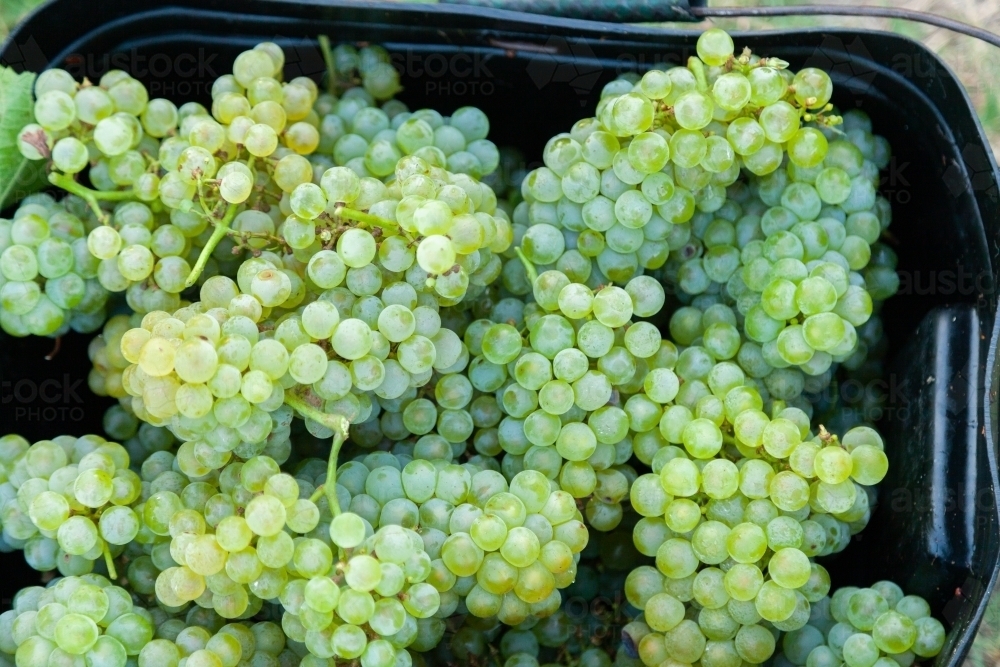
<box><xmin>0</xmin><ymin>0</ymin><xmax>41</xmax><ymax>42</ymax></box>
<box><xmin>2</xmin><ymin>0</ymin><xmax>1000</xmax><ymax>663</ymax></box>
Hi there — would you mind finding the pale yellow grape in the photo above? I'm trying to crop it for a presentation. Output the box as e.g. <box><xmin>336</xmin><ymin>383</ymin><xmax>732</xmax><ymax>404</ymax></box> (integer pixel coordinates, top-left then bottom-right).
<box><xmin>185</xmin><ymin>534</ymin><xmax>227</xmax><ymax>576</ymax></box>
<box><xmin>173</xmin><ymin>338</ymin><xmax>219</xmax><ymax>384</ymax></box>
<box><xmin>174</xmin><ymin>384</ymin><xmax>215</xmax><ymax>419</ymax></box>
<box><xmin>215</xmin><ymin>516</ymin><xmax>253</xmax><ymax>553</ymax></box>
<box><xmin>138</xmin><ymin>337</ymin><xmax>176</xmax><ymax>376</ymax></box>
<box><xmin>416</xmin><ymin>236</ymin><xmax>457</xmax><ymax>274</ymax></box>
<box><xmin>245</xmin><ymin>494</ymin><xmax>287</xmax><ymax>536</ymax></box>
<box><xmin>143</xmin><ymin>375</ymin><xmax>180</xmax><ymax>418</ymax></box>
<box><xmin>240</xmin><ymin>370</ymin><xmax>273</xmax><ymax>404</ymax></box>
<box><xmin>337</xmin><ymin>229</ymin><xmax>377</xmax><ymax>268</ymax></box>
<box><xmin>119</xmin><ymin>328</ymin><xmax>151</xmax><ymax>364</ymax></box>
<box><xmin>289</xmin><ymin>344</ymin><xmax>329</xmax><ymax>384</ymax></box>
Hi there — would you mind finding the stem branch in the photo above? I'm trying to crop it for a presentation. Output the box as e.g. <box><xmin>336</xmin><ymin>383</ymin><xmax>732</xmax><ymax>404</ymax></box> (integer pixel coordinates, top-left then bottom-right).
<box><xmin>283</xmin><ymin>391</ymin><xmax>350</xmax><ymax>516</ymax></box>
<box><xmin>184</xmin><ymin>204</ymin><xmax>238</xmax><ymax>288</ymax></box>
<box><xmin>309</xmin><ymin>485</ymin><xmax>325</xmax><ymax>504</ymax></box>
<box><xmin>48</xmin><ymin>173</ymin><xmax>138</xmax><ymax>223</ymax></box>
<box><xmin>515</xmin><ymin>246</ymin><xmax>539</xmax><ymax>284</ymax></box>
<box><xmin>103</xmin><ymin>543</ymin><xmax>117</xmax><ymax>580</ymax></box>
<box><xmin>318</xmin><ymin>35</ymin><xmax>337</xmax><ymax>96</ymax></box>
<box><xmin>687</xmin><ymin>56</ymin><xmax>709</xmax><ymax>92</ymax></box>
<box><xmin>335</xmin><ymin>205</ymin><xmax>400</xmax><ymax>231</ymax></box>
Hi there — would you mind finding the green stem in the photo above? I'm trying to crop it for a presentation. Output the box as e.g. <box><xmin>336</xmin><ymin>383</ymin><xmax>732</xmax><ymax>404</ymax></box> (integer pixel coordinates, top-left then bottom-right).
<box><xmin>335</xmin><ymin>205</ymin><xmax>400</xmax><ymax>231</ymax></box>
<box><xmin>196</xmin><ymin>180</ymin><xmax>213</xmax><ymax>216</ymax></box>
<box><xmin>515</xmin><ymin>246</ymin><xmax>538</xmax><ymax>284</ymax></box>
<box><xmin>335</xmin><ymin>205</ymin><xmax>414</xmax><ymax>243</ymax></box>
<box><xmin>103</xmin><ymin>543</ymin><xmax>117</xmax><ymax>579</ymax></box>
<box><xmin>48</xmin><ymin>172</ymin><xmax>138</xmax><ymax>222</ymax></box>
<box><xmin>309</xmin><ymin>485</ymin><xmax>325</xmax><ymax>504</ymax></box>
<box><xmin>283</xmin><ymin>391</ymin><xmax>350</xmax><ymax>516</ymax></box>
<box><xmin>325</xmin><ymin>433</ymin><xmax>346</xmax><ymax>517</ymax></box>
<box><xmin>687</xmin><ymin>56</ymin><xmax>708</xmax><ymax>92</ymax></box>
<box><xmin>318</xmin><ymin>35</ymin><xmax>337</xmax><ymax>96</ymax></box>
<box><xmin>184</xmin><ymin>204</ymin><xmax>238</xmax><ymax>288</ymax></box>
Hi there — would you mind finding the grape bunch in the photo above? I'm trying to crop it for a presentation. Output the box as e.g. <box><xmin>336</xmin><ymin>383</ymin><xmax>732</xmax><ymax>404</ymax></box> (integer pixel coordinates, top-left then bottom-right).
<box><xmin>88</xmin><ymin>313</ymin><xmax>141</xmax><ymax>399</ymax></box>
<box><xmin>0</xmin><ymin>194</ymin><xmax>109</xmax><ymax>337</ymax></box>
<box><xmin>0</xmin><ymin>26</ymin><xmax>953</xmax><ymax>667</ymax></box>
<box><xmin>0</xmin><ymin>434</ymin><xmax>142</xmax><ymax>575</ymax></box>
<box><xmin>515</xmin><ymin>30</ymin><xmax>898</xmax><ymax>405</ymax></box>
<box><xmin>775</xmin><ymin>583</ymin><xmax>946</xmax><ymax>667</ymax></box>
<box><xmin>0</xmin><ymin>574</ymin><xmax>296</xmax><ymax>667</ymax></box>
<box><xmin>150</xmin><ymin>454</ymin><xmax>324</xmax><ymax>617</ymax></box>
<box><xmin>18</xmin><ymin>38</ymin><xmax>501</xmax><ymax>321</ymax></box>
<box><xmin>323</xmin><ymin>453</ymin><xmax>586</xmax><ymax>621</ymax></box>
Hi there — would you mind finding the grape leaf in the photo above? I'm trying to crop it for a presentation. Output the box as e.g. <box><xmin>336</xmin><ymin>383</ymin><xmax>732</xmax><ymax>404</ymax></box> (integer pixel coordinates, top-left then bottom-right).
<box><xmin>0</xmin><ymin>64</ymin><xmax>46</xmax><ymax>211</ymax></box>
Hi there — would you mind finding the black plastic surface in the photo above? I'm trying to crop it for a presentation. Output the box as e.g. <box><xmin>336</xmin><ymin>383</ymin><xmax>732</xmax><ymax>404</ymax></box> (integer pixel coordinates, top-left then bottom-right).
<box><xmin>826</xmin><ymin>305</ymin><xmax>1000</xmax><ymax>665</ymax></box>
<box><xmin>1</xmin><ymin>2</ymin><xmax>1000</xmax><ymax>665</ymax></box>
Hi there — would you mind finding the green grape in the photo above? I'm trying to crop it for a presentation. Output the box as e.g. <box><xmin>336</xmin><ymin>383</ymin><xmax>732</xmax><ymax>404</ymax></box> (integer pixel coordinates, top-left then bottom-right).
<box><xmin>697</xmin><ymin>29</ymin><xmax>735</xmax><ymax>66</ymax></box>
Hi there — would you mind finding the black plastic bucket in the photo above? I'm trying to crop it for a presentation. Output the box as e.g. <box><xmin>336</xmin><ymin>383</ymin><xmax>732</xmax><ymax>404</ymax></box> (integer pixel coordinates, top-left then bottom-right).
<box><xmin>1</xmin><ymin>2</ymin><xmax>999</xmax><ymax>666</ymax></box>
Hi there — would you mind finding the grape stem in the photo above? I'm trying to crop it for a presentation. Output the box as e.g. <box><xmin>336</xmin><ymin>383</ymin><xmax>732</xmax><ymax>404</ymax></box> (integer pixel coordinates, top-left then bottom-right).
<box><xmin>514</xmin><ymin>246</ymin><xmax>538</xmax><ymax>284</ymax></box>
<box><xmin>318</xmin><ymin>35</ymin><xmax>337</xmax><ymax>96</ymax></box>
<box><xmin>687</xmin><ymin>56</ymin><xmax>709</xmax><ymax>93</ymax></box>
<box><xmin>47</xmin><ymin>172</ymin><xmax>138</xmax><ymax>223</ymax></box>
<box><xmin>335</xmin><ymin>205</ymin><xmax>398</xmax><ymax>231</ymax></box>
<box><xmin>196</xmin><ymin>179</ymin><xmax>214</xmax><ymax>217</ymax></box>
<box><xmin>308</xmin><ymin>485</ymin><xmax>325</xmax><ymax>504</ymax></box>
<box><xmin>224</xmin><ymin>227</ymin><xmax>286</xmax><ymax>249</ymax></box>
<box><xmin>184</xmin><ymin>203</ymin><xmax>238</xmax><ymax>288</ymax></box>
<box><xmin>283</xmin><ymin>390</ymin><xmax>350</xmax><ymax>516</ymax></box>
<box><xmin>334</xmin><ymin>205</ymin><xmax>415</xmax><ymax>243</ymax></box>
<box><xmin>102</xmin><ymin>542</ymin><xmax>117</xmax><ymax>579</ymax></box>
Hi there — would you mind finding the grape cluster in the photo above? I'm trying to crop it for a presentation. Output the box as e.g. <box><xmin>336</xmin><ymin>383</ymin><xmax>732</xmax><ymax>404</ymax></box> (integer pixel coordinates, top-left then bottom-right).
<box><xmin>776</xmin><ymin>583</ymin><xmax>945</xmax><ymax>667</ymax></box>
<box><xmin>516</xmin><ymin>30</ymin><xmax>897</xmax><ymax>405</ymax></box>
<box><xmin>19</xmin><ymin>39</ymin><xmax>500</xmax><ymax>320</ymax></box>
<box><xmin>0</xmin><ymin>27</ymin><xmax>953</xmax><ymax>667</ymax></box>
<box><xmin>620</xmin><ymin>422</ymin><xmax>888</xmax><ymax>667</ymax></box>
<box><xmin>280</xmin><ymin>517</ymin><xmax>440</xmax><ymax>667</ymax></box>
<box><xmin>0</xmin><ymin>434</ymin><xmax>142</xmax><ymax>575</ymax></box>
<box><xmin>148</xmin><ymin>454</ymin><xmax>321</xmax><ymax>617</ymax></box>
<box><xmin>330</xmin><ymin>454</ymin><xmax>585</xmax><ymax>620</ymax></box>
<box><xmin>0</xmin><ymin>574</ymin><xmax>295</xmax><ymax>667</ymax></box>
<box><xmin>0</xmin><ymin>194</ymin><xmax>109</xmax><ymax>337</ymax></box>
<box><xmin>0</xmin><ymin>575</ymin><xmax>155</xmax><ymax>662</ymax></box>
<box><xmin>462</xmin><ymin>273</ymin><xmax>665</xmax><ymax>523</ymax></box>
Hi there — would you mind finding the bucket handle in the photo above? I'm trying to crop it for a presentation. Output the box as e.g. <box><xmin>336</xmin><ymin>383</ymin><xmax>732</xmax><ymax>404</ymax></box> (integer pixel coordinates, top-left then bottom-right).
<box><xmin>437</xmin><ymin>1</ymin><xmax>1000</xmax><ymax>49</ymax></box>
<box><xmin>691</xmin><ymin>5</ymin><xmax>1000</xmax><ymax>51</ymax></box>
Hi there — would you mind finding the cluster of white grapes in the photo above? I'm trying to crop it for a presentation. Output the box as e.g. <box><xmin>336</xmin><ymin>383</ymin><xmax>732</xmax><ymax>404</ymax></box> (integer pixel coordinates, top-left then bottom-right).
<box><xmin>0</xmin><ymin>29</ymin><xmax>947</xmax><ymax>667</ymax></box>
